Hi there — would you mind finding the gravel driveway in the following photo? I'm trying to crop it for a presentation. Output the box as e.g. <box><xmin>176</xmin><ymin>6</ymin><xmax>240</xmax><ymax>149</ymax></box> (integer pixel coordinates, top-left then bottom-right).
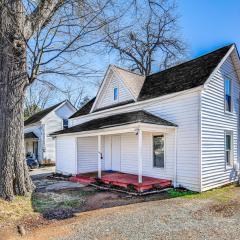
<box><xmin>20</xmin><ymin>185</ymin><xmax>240</xmax><ymax>240</ymax></box>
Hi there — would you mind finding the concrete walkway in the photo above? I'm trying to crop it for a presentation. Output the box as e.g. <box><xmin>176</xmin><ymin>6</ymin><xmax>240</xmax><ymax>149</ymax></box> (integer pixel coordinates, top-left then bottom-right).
<box><xmin>30</xmin><ymin>166</ymin><xmax>55</xmax><ymax>179</ymax></box>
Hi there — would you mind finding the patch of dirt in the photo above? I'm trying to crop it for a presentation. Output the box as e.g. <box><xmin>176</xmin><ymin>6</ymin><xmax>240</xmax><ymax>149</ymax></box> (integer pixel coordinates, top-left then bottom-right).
<box><xmin>208</xmin><ymin>200</ymin><xmax>240</xmax><ymax>217</ymax></box>
<box><xmin>192</xmin><ymin>200</ymin><xmax>240</xmax><ymax>219</ymax></box>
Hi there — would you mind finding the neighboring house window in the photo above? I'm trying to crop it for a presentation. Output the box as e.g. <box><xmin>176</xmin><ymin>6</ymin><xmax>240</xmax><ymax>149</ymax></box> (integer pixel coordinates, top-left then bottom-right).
<box><xmin>225</xmin><ymin>79</ymin><xmax>232</xmax><ymax>112</ymax></box>
<box><xmin>153</xmin><ymin>135</ymin><xmax>164</xmax><ymax>168</ymax></box>
<box><xmin>225</xmin><ymin>131</ymin><xmax>233</xmax><ymax>166</ymax></box>
<box><xmin>63</xmin><ymin>119</ymin><xmax>68</xmax><ymax>129</ymax></box>
<box><xmin>114</xmin><ymin>87</ymin><xmax>118</xmax><ymax>101</ymax></box>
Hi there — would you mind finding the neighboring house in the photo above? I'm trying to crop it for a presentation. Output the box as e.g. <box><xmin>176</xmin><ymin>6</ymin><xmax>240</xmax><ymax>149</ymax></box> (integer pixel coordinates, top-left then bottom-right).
<box><xmin>52</xmin><ymin>44</ymin><xmax>240</xmax><ymax>192</ymax></box>
<box><xmin>24</xmin><ymin>100</ymin><xmax>76</xmax><ymax>163</ymax></box>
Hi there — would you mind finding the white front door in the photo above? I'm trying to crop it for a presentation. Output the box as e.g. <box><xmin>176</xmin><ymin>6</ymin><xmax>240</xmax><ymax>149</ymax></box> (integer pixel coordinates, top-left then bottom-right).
<box><xmin>111</xmin><ymin>135</ymin><xmax>121</xmax><ymax>171</ymax></box>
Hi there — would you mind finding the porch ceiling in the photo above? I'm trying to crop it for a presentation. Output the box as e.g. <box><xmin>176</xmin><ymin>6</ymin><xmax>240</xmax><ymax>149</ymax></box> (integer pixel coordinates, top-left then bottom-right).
<box><xmin>24</xmin><ymin>132</ymin><xmax>38</xmax><ymax>139</ymax></box>
<box><xmin>51</xmin><ymin>110</ymin><xmax>177</xmax><ymax>136</ymax></box>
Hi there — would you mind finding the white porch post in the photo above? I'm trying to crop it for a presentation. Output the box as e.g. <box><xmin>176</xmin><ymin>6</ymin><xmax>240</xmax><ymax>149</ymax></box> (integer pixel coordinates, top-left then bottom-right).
<box><xmin>98</xmin><ymin>135</ymin><xmax>102</xmax><ymax>179</ymax></box>
<box><xmin>138</xmin><ymin>129</ymin><xmax>143</xmax><ymax>183</ymax></box>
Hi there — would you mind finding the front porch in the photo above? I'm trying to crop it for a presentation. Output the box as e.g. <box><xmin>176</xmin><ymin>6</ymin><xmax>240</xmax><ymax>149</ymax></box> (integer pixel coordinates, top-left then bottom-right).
<box><xmin>70</xmin><ymin>171</ymin><xmax>172</xmax><ymax>191</ymax></box>
<box><xmin>54</xmin><ymin>110</ymin><xmax>178</xmax><ymax>191</ymax></box>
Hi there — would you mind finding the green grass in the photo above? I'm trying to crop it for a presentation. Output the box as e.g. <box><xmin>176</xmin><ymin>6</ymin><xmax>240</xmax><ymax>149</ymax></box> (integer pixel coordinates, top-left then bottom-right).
<box><xmin>167</xmin><ymin>184</ymin><xmax>238</xmax><ymax>202</ymax></box>
<box><xmin>167</xmin><ymin>189</ymin><xmax>197</xmax><ymax>198</ymax></box>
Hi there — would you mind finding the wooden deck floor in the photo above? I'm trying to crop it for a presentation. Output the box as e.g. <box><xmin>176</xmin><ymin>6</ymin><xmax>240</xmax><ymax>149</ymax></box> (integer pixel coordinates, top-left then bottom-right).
<box><xmin>70</xmin><ymin>171</ymin><xmax>172</xmax><ymax>191</ymax></box>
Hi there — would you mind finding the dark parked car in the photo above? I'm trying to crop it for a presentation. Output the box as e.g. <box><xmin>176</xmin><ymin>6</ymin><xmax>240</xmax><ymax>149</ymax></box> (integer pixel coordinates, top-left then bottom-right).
<box><xmin>26</xmin><ymin>153</ymin><xmax>39</xmax><ymax>169</ymax></box>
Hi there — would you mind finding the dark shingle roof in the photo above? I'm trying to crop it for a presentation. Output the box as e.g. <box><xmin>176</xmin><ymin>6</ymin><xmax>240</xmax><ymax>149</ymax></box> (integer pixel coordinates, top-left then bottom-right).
<box><xmin>69</xmin><ymin>44</ymin><xmax>233</xmax><ymax>119</ymax></box>
<box><xmin>24</xmin><ymin>102</ymin><xmax>64</xmax><ymax>126</ymax></box>
<box><xmin>24</xmin><ymin>132</ymin><xmax>38</xmax><ymax>139</ymax></box>
<box><xmin>138</xmin><ymin>44</ymin><xmax>233</xmax><ymax>101</ymax></box>
<box><xmin>52</xmin><ymin>110</ymin><xmax>177</xmax><ymax>135</ymax></box>
<box><xmin>93</xmin><ymin>100</ymin><xmax>135</xmax><ymax>113</ymax></box>
<box><xmin>69</xmin><ymin>98</ymin><xmax>96</xmax><ymax>119</ymax></box>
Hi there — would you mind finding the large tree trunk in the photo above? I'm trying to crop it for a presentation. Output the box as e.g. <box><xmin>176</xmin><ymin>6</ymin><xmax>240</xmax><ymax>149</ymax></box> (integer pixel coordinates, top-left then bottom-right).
<box><xmin>0</xmin><ymin>1</ymin><xmax>33</xmax><ymax>200</ymax></box>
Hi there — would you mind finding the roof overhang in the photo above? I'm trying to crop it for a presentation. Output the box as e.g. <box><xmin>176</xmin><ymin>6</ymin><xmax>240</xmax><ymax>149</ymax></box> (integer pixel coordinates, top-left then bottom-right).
<box><xmin>24</xmin><ymin>132</ymin><xmax>39</xmax><ymax>139</ymax></box>
<box><xmin>51</xmin><ymin>122</ymin><xmax>177</xmax><ymax>138</ymax></box>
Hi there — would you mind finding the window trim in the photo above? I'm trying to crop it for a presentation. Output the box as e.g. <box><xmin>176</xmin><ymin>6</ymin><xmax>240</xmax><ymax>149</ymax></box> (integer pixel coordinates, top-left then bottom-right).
<box><xmin>152</xmin><ymin>134</ymin><xmax>165</xmax><ymax>169</ymax></box>
<box><xmin>224</xmin><ymin>130</ymin><xmax>234</xmax><ymax>168</ymax></box>
<box><xmin>224</xmin><ymin>78</ymin><xmax>233</xmax><ymax>113</ymax></box>
<box><xmin>113</xmin><ymin>87</ymin><xmax>118</xmax><ymax>101</ymax></box>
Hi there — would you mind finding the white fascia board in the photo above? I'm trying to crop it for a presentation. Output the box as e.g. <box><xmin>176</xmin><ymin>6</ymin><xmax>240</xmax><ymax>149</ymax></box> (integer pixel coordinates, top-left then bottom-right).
<box><xmin>72</xmin><ymin>85</ymin><xmax>203</xmax><ymax>123</ymax></box>
<box><xmin>90</xmin><ymin>65</ymin><xmax>113</xmax><ymax>113</ymax></box>
<box><xmin>53</xmin><ymin>122</ymin><xmax>177</xmax><ymax>138</ymax></box>
<box><xmin>204</xmin><ymin>45</ymin><xmax>235</xmax><ymax>89</ymax></box>
<box><xmin>24</xmin><ymin>121</ymin><xmax>41</xmax><ymax>130</ymax></box>
<box><xmin>112</xmin><ymin>66</ymin><xmax>137</xmax><ymax>101</ymax></box>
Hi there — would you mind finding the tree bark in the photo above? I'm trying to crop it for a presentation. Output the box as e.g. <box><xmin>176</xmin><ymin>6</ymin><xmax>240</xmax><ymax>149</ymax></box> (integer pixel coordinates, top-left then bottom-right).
<box><xmin>0</xmin><ymin>1</ymin><xmax>33</xmax><ymax>200</ymax></box>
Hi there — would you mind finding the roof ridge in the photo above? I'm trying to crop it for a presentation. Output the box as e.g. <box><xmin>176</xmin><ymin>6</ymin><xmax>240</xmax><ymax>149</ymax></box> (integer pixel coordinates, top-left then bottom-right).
<box><xmin>112</xmin><ymin>65</ymin><xmax>145</xmax><ymax>77</ymax></box>
<box><xmin>147</xmin><ymin>43</ymin><xmax>234</xmax><ymax>78</ymax></box>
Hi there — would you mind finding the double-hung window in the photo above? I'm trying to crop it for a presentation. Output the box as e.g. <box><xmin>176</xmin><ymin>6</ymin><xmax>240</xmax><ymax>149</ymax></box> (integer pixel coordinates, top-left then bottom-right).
<box><xmin>225</xmin><ymin>131</ymin><xmax>233</xmax><ymax>166</ymax></box>
<box><xmin>153</xmin><ymin>135</ymin><xmax>164</xmax><ymax>168</ymax></box>
<box><xmin>225</xmin><ymin>79</ymin><xmax>232</xmax><ymax>112</ymax></box>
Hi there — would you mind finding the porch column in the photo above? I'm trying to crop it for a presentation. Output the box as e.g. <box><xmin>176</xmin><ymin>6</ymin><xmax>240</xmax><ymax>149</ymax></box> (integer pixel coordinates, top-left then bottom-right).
<box><xmin>98</xmin><ymin>135</ymin><xmax>102</xmax><ymax>179</ymax></box>
<box><xmin>138</xmin><ymin>129</ymin><xmax>143</xmax><ymax>183</ymax></box>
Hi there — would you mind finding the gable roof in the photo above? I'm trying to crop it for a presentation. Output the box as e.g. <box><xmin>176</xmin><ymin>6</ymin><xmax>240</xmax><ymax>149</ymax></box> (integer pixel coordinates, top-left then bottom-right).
<box><xmin>113</xmin><ymin>65</ymin><xmax>145</xmax><ymax>99</ymax></box>
<box><xmin>138</xmin><ymin>44</ymin><xmax>233</xmax><ymax>101</ymax></box>
<box><xmin>24</xmin><ymin>132</ymin><xmax>38</xmax><ymax>139</ymax></box>
<box><xmin>69</xmin><ymin>44</ymin><xmax>235</xmax><ymax>119</ymax></box>
<box><xmin>24</xmin><ymin>101</ymin><xmax>64</xmax><ymax>126</ymax></box>
<box><xmin>52</xmin><ymin>110</ymin><xmax>177</xmax><ymax>135</ymax></box>
<box><xmin>69</xmin><ymin>97</ymin><xmax>96</xmax><ymax>119</ymax></box>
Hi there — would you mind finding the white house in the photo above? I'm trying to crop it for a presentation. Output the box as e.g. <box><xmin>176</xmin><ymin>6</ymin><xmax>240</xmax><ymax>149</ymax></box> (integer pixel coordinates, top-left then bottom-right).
<box><xmin>24</xmin><ymin>100</ymin><xmax>76</xmax><ymax>163</ymax></box>
<box><xmin>52</xmin><ymin>44</ymin><xmax>240</xmax><ymax>192</ymax></box>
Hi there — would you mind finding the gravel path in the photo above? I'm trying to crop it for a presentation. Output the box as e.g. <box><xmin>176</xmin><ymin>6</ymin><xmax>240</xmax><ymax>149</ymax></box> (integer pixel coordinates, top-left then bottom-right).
<box><xmin>21</xmin><ymin>188</ymin><xmax>240</xmax><ymax>240</ymax></box>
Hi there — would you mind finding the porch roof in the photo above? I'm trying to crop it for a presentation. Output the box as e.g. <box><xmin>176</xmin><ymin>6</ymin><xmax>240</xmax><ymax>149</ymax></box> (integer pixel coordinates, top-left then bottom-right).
<box><xmin>52</xmin><ymin>110</ymin><xmax>177</xmax><ymax>136</ymax></box>
<box><xmin>24</xmin><ymin>132</ymin><xmax>38</xmax><ymax>139</ymax></box>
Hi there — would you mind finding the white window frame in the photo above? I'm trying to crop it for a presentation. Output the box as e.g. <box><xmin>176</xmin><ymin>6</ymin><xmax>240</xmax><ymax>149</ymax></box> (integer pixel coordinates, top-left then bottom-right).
<box><xmin>224</xmin><ymin>130</ymin><xmax>234</xmax><ymax>168</ymax></box>
<box><xmin>152</xmin><ymin>134</ymin><xmax>165</xmax><ymax>169</ymax></box>
<box><xmin>224</xmin><ymin>78</ymin><xmax>233</xmax><ymax>113</ymax></box>
<box><xmin>113</xmin><ymin>87</ymin><xmax>118</xmax><ymax>101</ymax></box>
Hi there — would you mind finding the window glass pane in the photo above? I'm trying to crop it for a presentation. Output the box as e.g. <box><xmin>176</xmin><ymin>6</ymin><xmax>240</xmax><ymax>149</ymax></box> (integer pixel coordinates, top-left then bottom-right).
<box><xmin>225</xmin><ymin>132</ymin><xmax>233</xmax><ymax>166</ymax></box>
<box><xmin>153</xmin><ymin>135</ymin><xmax>164</xmax><ymax>168</ymax></box>
<box><xmin>63</xmin><ymin>119</ymin><xmax>68</xmax><ymax>129</ymax></box>
<box><xmin>225</xmin><ymin>79</ymin><xmax>231</xmax><ymax>95</ymax></box>
<box><xmin>114</xmin><ymin>87</ymin><xmax>118</xmax><ymax>100</ymax></box>
<box><xmin>225</xmin><ymin>79</ymin><xmax>232</xmax><ymax>112</ymax></box>
<box><xmin>225</xmin><ymin>134</ymin><xmax>231</xmax><ymax>150</ymax></box>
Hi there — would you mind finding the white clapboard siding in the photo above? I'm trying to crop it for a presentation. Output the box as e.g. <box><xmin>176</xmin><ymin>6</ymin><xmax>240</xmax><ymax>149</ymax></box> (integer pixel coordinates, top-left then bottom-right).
<box><xmin>44</xmin><ymin>113</ymin><xmax>63</xmax><ymax>161</ymax></box>
<box><xmin>95</xmin><ymin>71</ymin><xmax>133</xmax><ymax>110</ymax></box>
<box><xmin>56</xmin><ymin>136</ymin><xmax>76</xmax><ymax>174</ymax></box>
<box><xmin>77</xmin><ymin>136</ymin><xmax>105</xmax><ymax>173</ymax></box>
<box><xmin>201</xmin><ymin>55</ymin><xmax>240</xmax><ymax>191</ymax></box>
<box><xmin>144</xmin><ymin>91</ymin><xmax>200</xmax><ymax>191</ymax></box>
<box><xmin>119</xmin><ymin>132</ymin><xmax>176</xmax><ymax>180</ymax></box>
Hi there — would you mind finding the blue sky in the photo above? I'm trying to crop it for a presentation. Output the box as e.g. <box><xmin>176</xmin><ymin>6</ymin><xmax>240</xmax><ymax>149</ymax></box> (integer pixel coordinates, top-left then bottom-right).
<box><xmin>44</xmin><ymin>1</ymin><xmax>240</xmax><ymax>105</ymax></box>
<box><xmin>178</xmin><ymin>0</ymin><xmax>240</xmax><ymax>58</ymax></box>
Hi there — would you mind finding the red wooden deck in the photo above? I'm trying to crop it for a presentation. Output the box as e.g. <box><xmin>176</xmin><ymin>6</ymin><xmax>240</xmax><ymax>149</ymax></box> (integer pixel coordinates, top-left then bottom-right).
<box><xmin>70</xmin><ymin>172</ymin><xmax>172</xmax><ymax>191</ymax></box>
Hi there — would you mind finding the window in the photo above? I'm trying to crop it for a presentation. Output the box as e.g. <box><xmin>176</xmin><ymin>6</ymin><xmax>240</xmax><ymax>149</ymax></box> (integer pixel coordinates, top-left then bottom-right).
<box><xmin>114</xmin><ymin>87</ymin><xmax>118</xmax><ymax>101</ymax></box>
<box><xmin>63</xmin><ymin>119</ymin><xmax>68</xmax><ymax>129</ymax></box>
<box><xmin>225</xmin><ymin>79</ymin><xmax>232</xmax><ymax>112</ymax></box>
<box><xmin>153</xmin><ymin>135</ymin><xmax>164</xmax><ymax>168</ymax></box>
<box><xmin>225</xmin><ymin>131</ymin><xmax>233</xmax><ymax>166</ymax></box>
